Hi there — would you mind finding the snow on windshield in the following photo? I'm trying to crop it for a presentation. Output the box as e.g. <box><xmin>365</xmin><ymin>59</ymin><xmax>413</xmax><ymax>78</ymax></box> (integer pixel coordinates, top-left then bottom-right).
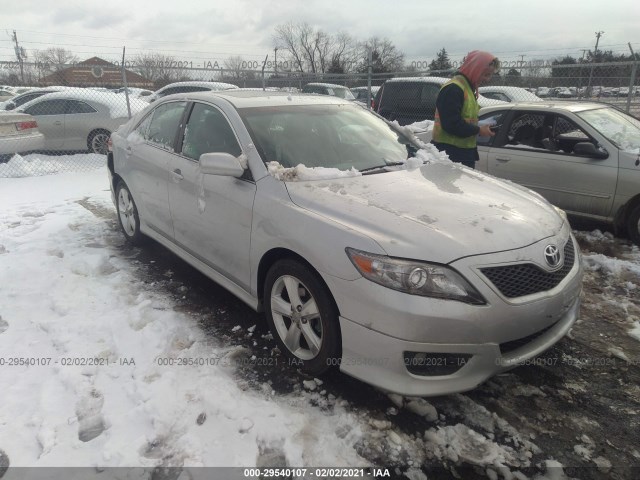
<box><xmin>577</xmin><ymin>108</ymin><xmax>640</xmax><ymax>153</ymax></box>
<box><xmin>253</xmin><ymin>109</ymin><xmax>451</xmax><ymax>181</ymax></box>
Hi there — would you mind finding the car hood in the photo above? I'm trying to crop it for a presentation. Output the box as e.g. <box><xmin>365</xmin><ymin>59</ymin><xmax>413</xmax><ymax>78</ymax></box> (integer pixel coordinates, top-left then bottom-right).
<box><xmin>285</xmin><ymin>162</ymin><xmax>564</xmax><ymax>263</ymax></box>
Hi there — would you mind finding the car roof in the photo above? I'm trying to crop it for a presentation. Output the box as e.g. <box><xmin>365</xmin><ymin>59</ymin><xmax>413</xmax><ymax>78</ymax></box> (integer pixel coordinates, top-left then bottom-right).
<box><xmin>479</xmin><ymin>101</ymin><xmax>611</xmax><ymax>113</ymax></box>
<box><xmin>157</xmin><ymin>81</ymin><xmax>239</xmax><ymax>91</ymax></box>
<box><xmin>384</xmin><ymin>76</ymin><xmax>450</xmax><ymax>84</ymax></box>
<box><xmin>303</xmin><ymin>82</ymin><xmax>350</xmax><ymax>89</ymax></box>
<box><xmin>162</xmin><ymin>90</ymin><xmax>353</xmax><ymax>108</ymax></box>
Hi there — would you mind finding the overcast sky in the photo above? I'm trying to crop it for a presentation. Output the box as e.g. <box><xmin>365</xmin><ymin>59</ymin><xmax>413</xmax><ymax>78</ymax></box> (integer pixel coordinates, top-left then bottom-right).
<box><xmin>1</xmin><ymin>0</ymin><xmax>638</xmax><ymax>67</ymax></box>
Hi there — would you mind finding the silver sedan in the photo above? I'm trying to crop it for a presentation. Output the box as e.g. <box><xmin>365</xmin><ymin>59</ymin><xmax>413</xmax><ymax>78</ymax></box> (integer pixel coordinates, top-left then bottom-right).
<box><xmin>108</xmin><ymin>91</ymin><xmax>583</xmax><ymax>396</ymax></box>
<box><xmin>18</xmin><ymin>88</ymin><xmax>147</xmax><ymax>155</ymax></box>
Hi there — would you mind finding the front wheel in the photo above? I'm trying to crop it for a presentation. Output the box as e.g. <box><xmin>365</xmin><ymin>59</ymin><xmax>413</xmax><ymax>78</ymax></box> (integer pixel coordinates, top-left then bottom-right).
<box><xmin>115</xmin><ymin>181</ymin><xmax>145</xmax><ymax>245</ymax></box>
<box><xmin>627</xmin><ymin>204</ymin><xmax>640</xmax><ymax>245</ymax></box>
<box><xmin>264</xmin><ymin>259</ymin><xmax>341</xmax><ymax>375</ymax></box>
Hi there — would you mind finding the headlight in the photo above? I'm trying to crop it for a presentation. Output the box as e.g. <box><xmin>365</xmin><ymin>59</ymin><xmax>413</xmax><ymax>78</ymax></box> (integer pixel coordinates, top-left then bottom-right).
<box><xmin>346</xmin><ymin>248</ymin><xmax>486</xmax><ymax>305</ymax></box>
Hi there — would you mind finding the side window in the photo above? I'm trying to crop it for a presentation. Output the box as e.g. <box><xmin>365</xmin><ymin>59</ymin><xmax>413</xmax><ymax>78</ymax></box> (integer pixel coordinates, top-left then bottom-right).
<box><xmin>23</xmin><ymin>99</ymin><xmax>67</xmax><ymax>116</ymax></box>
<box><xmin>134</xmin><ymin>112</ymin><xmax>153</xmax><ymax>140</ymax></box>
<box><xmin>181</xmin><ymin>103</ymin><xmax>242</xmax><ymax>161</ymax></box>
<box><xmin>66</xmin><ymin>100</ymin><xmax>97</xmax><ymax>114</ymax></box>
<box><xmin>504</xmin><ymin>112</ymin><xmax>546</xmax><ymax>148</ymax></box>
<box><xmin>14</xmin><ymin>92</ymin><xmax>47</xmax><ymax>107</ymax></box>
<box><xmin>419</xmin><ymin>84</ymin><xmax>440</xmax><ymax>107</ymax></box>
<box><xmin>147</xmin><ymin>101</ymin><xmax>187</xmax><ymax>150</ymax></box>
<box><xmin>477</xmin><ymin>111</ymin><xmax>507</xmax><ymax>146</ymax></box>
<box><xmin>553</xmin><ymin>116</ymin><xmax>592</xmax><ymax>154</ymax></box>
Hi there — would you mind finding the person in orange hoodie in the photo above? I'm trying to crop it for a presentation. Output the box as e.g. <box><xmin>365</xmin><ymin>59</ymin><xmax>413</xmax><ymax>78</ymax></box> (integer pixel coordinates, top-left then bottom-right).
<box><xmin>431</xmin><ymin>50</ymin><xmax>500</xmax><ymax>168</ymax></box>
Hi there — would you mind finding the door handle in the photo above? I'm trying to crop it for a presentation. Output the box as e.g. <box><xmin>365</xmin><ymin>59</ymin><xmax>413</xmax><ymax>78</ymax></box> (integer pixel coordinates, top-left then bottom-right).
<box><xmin>171</xmin><ymin>169</ymin><xmax>184</xmax><ymax>182</ymax></box>
<box><xmin>496</xmin><ymin>157</ymin><xmax>511</xmax><ymax>162</ymax></box>
<box><xmin>54</xmin><ymin>121</ymin><xmax>62</xmax><ymax>126</ymax></box>
<box><xmin>125</xmin><ymin>146</ymin><xmax>132</xmax><ymax>157</ymax></box>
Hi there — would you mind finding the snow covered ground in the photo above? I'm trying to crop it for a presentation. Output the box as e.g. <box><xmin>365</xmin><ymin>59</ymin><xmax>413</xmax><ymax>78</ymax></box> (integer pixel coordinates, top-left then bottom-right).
<box><xmin>0</xmin><ymin>155</ymin><xmax>639</xmax><ymax>479</ymax></box>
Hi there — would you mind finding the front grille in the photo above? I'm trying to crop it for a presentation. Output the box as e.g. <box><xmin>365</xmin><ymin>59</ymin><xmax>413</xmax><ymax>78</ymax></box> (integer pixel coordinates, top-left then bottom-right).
<box><xmin>480</xmin><ymin>239</ymin><xmax>575</xmax><ymax>298</ymax></box>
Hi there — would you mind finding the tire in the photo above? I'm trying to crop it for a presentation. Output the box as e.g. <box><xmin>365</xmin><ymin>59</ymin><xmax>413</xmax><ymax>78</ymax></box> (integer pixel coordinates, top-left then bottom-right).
<box><xmin>115</xmin><ymin>181</ymin><xmax>145</xmax><ymax>245</ymax></box>
<box><xmin>264</xmin><ymin>259</ymin><xmax>341</xmax><ymax>375</ymax></box>
<box><xmin>87</xmin><ymin>129</ymin><xmax>111</xmax><ymax>155</ymax></box>
<box><xmin>627</xmin><ymin>204</ymin><xmax>640</xmax><ymax>246</ymax></box>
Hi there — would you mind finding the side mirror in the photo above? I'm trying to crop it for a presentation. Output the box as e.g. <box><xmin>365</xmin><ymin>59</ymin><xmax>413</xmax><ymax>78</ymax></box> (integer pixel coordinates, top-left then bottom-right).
<box><xmin>5</xmin><ymin>102</ymin><xmax>16</xmax><ymax>110</ymax></box>
<box><xmin>199</xmin><ymin>152</ymin><xmax>245</xmax><ymax>177</ymax></box>
<box><xmin>573</xmin><ymin>142</ymin><xmax>609</xmax><ymax>159</ymax></box>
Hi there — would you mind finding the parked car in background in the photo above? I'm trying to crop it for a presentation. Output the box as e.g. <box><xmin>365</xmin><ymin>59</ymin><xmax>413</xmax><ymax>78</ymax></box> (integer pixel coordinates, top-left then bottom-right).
<box><xmin>147</xmin><ymin>81</ymin><xmax>238</xmax><ymax>103</ymax></box>
<box><xmin>0</xmin><ymin>87</ymin><xmax>71</xmax><ymax>111</ymax></box>
<box><xmin>373</xmin><ymin>77</ymin><xmax>506</xmax><ymax>125</ymax></box>
<box><xmin>301</xmin><ymin>83</ymin><xmax>356</xmax><ymax>100</ymax></box>
<box><xmin>476</xmin><ymin>101</ymin><xmax>640</xmax><ymax>244</ymax></box>
<box><xmin>113</xmin><ymin>87</ymin><xmax>154</xmax><ymax>100</ymax></box>
<box><xmin>0</xmin><ymin>111</ymin><xmax>45</xmax><ymax>162</ymax></box>
<box><xmin>351</xmin><ymin>86</ymin><xmax>380</xmax><ymax>106</ymax></box>
<box><xmin>17</xmin><ymin>88</ymin><xmax>148</xmax><ymax>155</ymax></box>
<box><xmin>107</xmin><ymin>90</ymin><xmax>583</xmax><ymax>396</ymax></box>
<box><xmin>0</xmin><ymin>90</ymin><xmax>14</xmax><ymax>101</ymax></box>
<box><xmin>536</xmin><ymin>87</ymin><xmax>551</xmax><ymax>98</ymax></box>
<box><xmin>479</xmin><ymin>86</ymin><xmax>543</xmax><ymax>103</ymax></box>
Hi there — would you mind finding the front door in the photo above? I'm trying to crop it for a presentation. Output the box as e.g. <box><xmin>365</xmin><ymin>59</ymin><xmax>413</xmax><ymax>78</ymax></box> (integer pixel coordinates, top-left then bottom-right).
<box><xmin>483</xmin><ymin>110</ymin><xmax>618</xmax><ymax>218</ymax></box>
<box><xmin>168</xmin><ymin>102</ymin><xmax>256</xmax><ymax>291</ymax></box>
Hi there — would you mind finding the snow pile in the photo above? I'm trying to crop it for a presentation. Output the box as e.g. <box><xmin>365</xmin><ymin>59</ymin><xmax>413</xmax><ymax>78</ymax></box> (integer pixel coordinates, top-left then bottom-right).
<box><xmin>0</xmin><ymin>153</ymin><xmax>106</xmax><ymax>177</ymax></box>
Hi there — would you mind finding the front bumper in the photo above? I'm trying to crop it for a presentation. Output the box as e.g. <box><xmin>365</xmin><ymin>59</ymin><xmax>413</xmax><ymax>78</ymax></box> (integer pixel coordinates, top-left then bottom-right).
<box><xmin>325</xmin><ymin>233</ymin><xmax>583</xmax><ymax>396</ymax></box>
<box><xmin>337</xmin><ymin>295</ymin><xmax>579</xmax><ymax>396</ymax></box>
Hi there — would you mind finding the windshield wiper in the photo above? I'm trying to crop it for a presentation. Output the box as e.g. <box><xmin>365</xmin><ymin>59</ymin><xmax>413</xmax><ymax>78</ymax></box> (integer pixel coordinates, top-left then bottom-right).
<box><xmin>359</xmin><ymin>161</ymin><xmax>405</xmax><ymax>175</ymax></box>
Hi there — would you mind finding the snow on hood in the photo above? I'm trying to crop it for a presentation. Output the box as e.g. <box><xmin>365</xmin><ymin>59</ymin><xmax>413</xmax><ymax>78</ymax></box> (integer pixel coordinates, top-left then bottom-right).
<box><xmin>284</xmin><ymin>162</ymin><xmax>564</xmax><ymax>262</ymax></box>
<box><xmin>267</xmin><ymin>161</ymin><xmax>361</xmax><ymax>181</ymax></box>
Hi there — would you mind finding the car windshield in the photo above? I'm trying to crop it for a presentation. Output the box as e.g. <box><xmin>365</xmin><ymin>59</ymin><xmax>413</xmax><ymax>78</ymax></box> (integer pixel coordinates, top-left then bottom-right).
<box><xmin>330</xmin><ymin>87</ymin><xmax>356</xmax><ymax>100</ymax></box>
<box><xmin>576</xmin><ymin>107</ymin><xmax>640</xmax><ymax>152</ymax></box>
<box><xmin>240</xmin><ymin>104</ymin><xmax>417</xmax><ymax>171</ymax></box>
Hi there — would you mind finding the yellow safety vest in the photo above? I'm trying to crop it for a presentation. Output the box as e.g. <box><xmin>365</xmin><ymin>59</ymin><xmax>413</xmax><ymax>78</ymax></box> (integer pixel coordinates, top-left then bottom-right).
<box><xmin>432</xmin><ymin>75</ymin><xmax>479</xmax><ymax>149</ymax></box>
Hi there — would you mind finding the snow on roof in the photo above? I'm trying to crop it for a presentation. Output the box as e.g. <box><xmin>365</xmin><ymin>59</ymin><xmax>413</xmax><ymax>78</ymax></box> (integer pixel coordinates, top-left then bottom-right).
<box><xmin>157</xmin><ymin>81</ymin><xmax>239</xmax><ymax>91</ymax></box>
<box><xmin>303</xmin><ymin>82</ymin><xmax>351</xmax><ymax>89</ymax></box>
<box><xmin>385</xmin><ymin>76</ymin><xmax>451</xmax><ymax>84</ymax></box>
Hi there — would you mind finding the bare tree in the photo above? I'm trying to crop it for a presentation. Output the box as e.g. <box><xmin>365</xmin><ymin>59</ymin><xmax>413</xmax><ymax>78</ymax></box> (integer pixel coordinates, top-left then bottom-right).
<box><xmin>273</xmin><ymin>22</ymin><xmax>308</xmax><ymax>72</ymax></box>
<box><xmin>131</xmin><ymin>53</ymin><xmax>190</xmax><ymax>86</ymax></box>
<box><xmin>220</xmin><ymin>56</ymin><xmax>257</xmax><ymax>83</ymax></box>
<box><xmin>273</xmin><ymin>22</ymin><xmax>358</xmax><ymax>74</ymax></box>
<box><xmin>359</xmin><ymin>37</ymin><xmax>405</xmax><ymax>73</ymax></box>
<box><xmin>32</xmin><ymin>48</ymin><xmax>79</xmax><ymax>74</ymax></box>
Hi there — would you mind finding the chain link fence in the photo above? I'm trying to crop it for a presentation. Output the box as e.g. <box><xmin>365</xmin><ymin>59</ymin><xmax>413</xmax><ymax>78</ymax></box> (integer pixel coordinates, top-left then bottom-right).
<box><xmin>1</xmin><ymin>59</ymin><xmax>638</xmax><ymax>178</ymax></box>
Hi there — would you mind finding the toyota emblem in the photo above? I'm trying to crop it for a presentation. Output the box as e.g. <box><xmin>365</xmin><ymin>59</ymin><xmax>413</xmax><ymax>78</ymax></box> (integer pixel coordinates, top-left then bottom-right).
<box><xmin>544</xmin><ymin>244</ymin><xmax>562</xmax><ymax>268</ymax></box>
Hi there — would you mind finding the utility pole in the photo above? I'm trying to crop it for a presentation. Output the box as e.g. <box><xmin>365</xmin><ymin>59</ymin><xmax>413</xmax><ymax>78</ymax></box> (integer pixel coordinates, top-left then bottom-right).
<box><xmin>274</xmin><ymin>47</ymin><xmax>278</xmax><ymax>76</ymax></box>
<box><xmin>586</xmin><ymin>31</ymin><xmax>604</xmax><ymax>97</ymax></box>
<box><xmin>577</xmin><ymin>49</ymin><xmax>588</xmax><ymax>98</ymax></box>
<box><xmin>12</xmin><ymin>30</ymin><xmax>25</xmax><ymax>84</ymax></box>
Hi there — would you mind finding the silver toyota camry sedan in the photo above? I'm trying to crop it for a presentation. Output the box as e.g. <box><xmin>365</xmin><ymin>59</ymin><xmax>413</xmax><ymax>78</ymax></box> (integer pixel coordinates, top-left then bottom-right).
<box><xmin>107</xmin><ymin>90</ymin><xmax>583</xmax><ymax>396</ymax></box>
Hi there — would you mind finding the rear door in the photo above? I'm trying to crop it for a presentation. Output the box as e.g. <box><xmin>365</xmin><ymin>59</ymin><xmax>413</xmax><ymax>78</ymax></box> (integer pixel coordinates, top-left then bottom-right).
<box><xmin>126</xmin><ymin>100</ymin><xmax>188</xmax><ymax>238</ymax></box>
